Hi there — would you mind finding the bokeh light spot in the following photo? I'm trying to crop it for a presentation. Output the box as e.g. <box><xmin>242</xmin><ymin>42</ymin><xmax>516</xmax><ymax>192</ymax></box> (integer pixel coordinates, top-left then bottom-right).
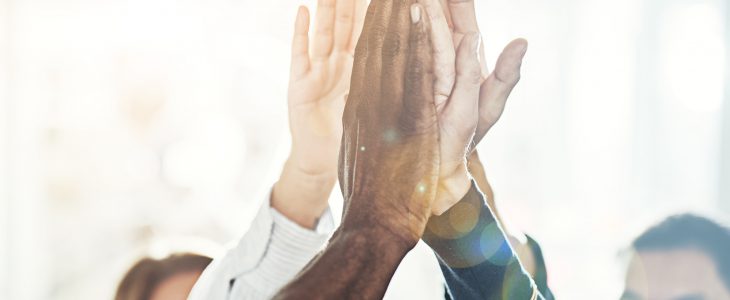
<box><xmin>448</xmin><ymin>201</ymin><xmax>479</xmax><ymax>234</ymax></box>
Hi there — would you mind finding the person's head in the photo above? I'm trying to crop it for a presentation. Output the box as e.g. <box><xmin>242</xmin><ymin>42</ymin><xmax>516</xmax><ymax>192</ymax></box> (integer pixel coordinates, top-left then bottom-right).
<box><xmin>622</xmin><ymin>214</ymin><xmax>730</xmax><ymax>300</ymax></box>
<box><xmin>115</xmin><ymin>253</ymin><xmax>212</xmax><ymax>300</ymax></box>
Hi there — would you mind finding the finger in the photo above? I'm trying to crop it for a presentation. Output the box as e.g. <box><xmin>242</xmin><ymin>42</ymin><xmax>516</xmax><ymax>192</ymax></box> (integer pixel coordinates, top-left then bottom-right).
<box><xmin>439</xmin><ymin>0</ymin><xmax>454</xmax><ymax>30</ymax></box>
<box><xmin>447</xmin><ymin>0</ymin><xmax>487</xmax><ymax>78</ymax></box>
<box><xmin>361</xmin><ymin>0</ymin><xmax>394</xmax><ymax>107</ymax></box>
<box><xmin>402</xmin><ymin>4</ymin><xmax>436</xmax><ymax>135</ymax></box>
<box><xmin>442</xmin><ymin>33</ymin><xmax>481</xmax><ymax>134</ymax></box>
<box><xmin>479</xmin><ymin>38</ymin><xmax>488</xmax><ymax>79</ymax></box>
<box><xmin>474</xmin><ymin>38</ymin><xmax>527</xmax><ymax>144</ymax></box>
<box><xmin>334</xmin><ymin>0</ymin><xmax>355</xmax><ymax>52</ymax></box>
<box><xmin>380</xmin><ymin>0</ymin><xmax>411</xmax><ymax>121</ymax></box>
<box><xmin>312</xmin><ymin>0</ymin><xmax>337</xmax><ymax>59</ymax></box>
<box><xmin>291</xmin><ymin>6</ymin><xmax>311</xmax><ymax>79</ymax></box>
<box><xmin>420</xmin><ymin>0</ymin><xmax>456</xmax><ymax>111</ymax></box>
<box><xmin>347</xmin><ymin>0</ymin><xmax>368</xmax><ymax>53</ymax></box>
<box><xmin>364</xmin><ymin>0</ymin><xmax>394</xmax><ymax>61</ymax></box>
<box><xmin>448</xmin><ymin>0</ymin><xmax>479</xmax><ymax>34</ymax></box>
<box><xmin>348</xmin><ymin>0</ymin><xmax>379</xmax><ymax>101</ymax></box>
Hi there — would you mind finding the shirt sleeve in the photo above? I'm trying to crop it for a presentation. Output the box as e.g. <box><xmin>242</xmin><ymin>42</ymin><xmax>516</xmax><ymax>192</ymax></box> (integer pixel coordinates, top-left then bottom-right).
<box><xmin>525</xmin><ymin>235</ymin><xmax>554</xmax><ymax>299</ymax></box>
<box><xmin>188</xmin><ymin>190</ymin><xmax>334</xmax><ymax>300</ymax></box>
<box><xmin>422</xmin><ymin>180</ymin><xmax>546</xmax><ymax>300</ymax></box>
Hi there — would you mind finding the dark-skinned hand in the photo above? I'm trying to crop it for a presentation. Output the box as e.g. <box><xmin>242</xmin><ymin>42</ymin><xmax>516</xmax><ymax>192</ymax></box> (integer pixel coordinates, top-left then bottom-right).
<box><xmin>338</xmin><ymin>0</ymin><xmax>440</xmax><ymax>245</ymax></box>
<box><xmin>274</xmin><ymin>1</ymin><xmax>443</xmax><ymax>299</ymax></box>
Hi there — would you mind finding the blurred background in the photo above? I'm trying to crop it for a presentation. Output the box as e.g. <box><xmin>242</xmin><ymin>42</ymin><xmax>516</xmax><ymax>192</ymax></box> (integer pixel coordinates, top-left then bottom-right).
<box><xmin>1</xmin><ymin>0</ymin><xmax>729</xmax><ymax>298</ymax></box>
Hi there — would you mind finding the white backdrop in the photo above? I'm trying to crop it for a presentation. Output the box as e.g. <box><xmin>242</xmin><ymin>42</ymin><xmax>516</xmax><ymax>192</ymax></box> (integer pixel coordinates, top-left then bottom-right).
<box><xmin>1</xmin><ymin>0</ymin><xmax>729</xmax><ymax>299</ymax></box>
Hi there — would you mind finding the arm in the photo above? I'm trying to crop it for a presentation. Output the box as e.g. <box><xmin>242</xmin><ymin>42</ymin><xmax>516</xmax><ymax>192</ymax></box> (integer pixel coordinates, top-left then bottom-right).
<box><xmin>188</xmin><ymin>195</ymin><xmax>334</xmax><ymax>300</ymax></box>
<box><xmin>423</xmin><ymin>182</ymin><xmax>545</xmax><ymax>300</ymax></box>
<box><xmin>467</xmin><ymin>152</ymin><xmax>554</xmax><ymax>298</ymax></box>
<box><xmin>275</xmin><ymin>0</ymin><xmax>366</xmax><ymax>228</ymax></box>
<box><xmin>190</xmin><ymin>2</ymin><xmax>366</xmax><ymax>298</ymax></box>
<box><xmin>467</xmin><ymin>151</ymin><xmax>538</xmax><ymax>276</ymax></box>
<box><xmin>417</xmin><ymin>0</ymin><xmax>552</xmax><ymax>297</ymax></box>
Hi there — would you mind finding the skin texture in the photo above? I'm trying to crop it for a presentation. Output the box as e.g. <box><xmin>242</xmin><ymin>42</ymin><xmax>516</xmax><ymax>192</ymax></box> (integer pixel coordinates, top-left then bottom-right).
<box><xmin>272</xmin><ymin>0</ymin><xmax>529</xmax><ymax>298</ymax></box>
<box><xmin>273</xmin><ymin>0</ymin><xmax>367</xmax><ymax>229</ymax></box>
<box><xmin>148</xmin><ymin>271</ymin><xmax>203</xmax><ymax>300</ymax></box>
<box><xmin>273</xmin><ymin>2</ymin><xmax>440</xmax><ymax>299</ymax></box>
<box><xmin>338</xmin><ymin>0</ymin><xmax>440</xmax><ymax>243</ymax></box>
<box><xmin>622</xmin><ymin>249</ymin><xmax>730</xmax><ymax>300</ymax></box>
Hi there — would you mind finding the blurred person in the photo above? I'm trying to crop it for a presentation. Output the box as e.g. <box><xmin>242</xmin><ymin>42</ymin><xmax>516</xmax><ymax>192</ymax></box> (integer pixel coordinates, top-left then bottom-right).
<box><xmin>621</xmin><ymin>214</ymin><xmax>730</xmax><ymax>300</ymax></box>
<box><xmin>116</xmin><ymin>253</ymin><xmax>212</xmax><ymax>300</ymax></box>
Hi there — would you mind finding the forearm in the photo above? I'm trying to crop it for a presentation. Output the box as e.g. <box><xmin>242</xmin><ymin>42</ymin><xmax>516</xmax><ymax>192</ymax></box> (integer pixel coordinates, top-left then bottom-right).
<box><xmin>273</xmin><ymin>228</ymin><xmax>412</xmax><ymax>300</ymax></box>
<box><xmin>466</xmin><ymin>151</ymin><xmax>537</xmax><ymax>275</ymax></box>
<box><xmin>423</xmin><ymin>181</ymin><xmax>541</xmax><ymax>299</ymax></box>
<box><xmin>272</xmin><ymin>158</ymin><xmax>336</xmax><ymax>229</ymax></box>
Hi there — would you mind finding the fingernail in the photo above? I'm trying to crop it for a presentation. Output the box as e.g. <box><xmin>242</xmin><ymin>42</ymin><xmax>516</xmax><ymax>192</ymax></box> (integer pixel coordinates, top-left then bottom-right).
<box><xmin>411</xmin><ymin>5</ymin><xmax>421</xmax><ymax>24</ymax></box>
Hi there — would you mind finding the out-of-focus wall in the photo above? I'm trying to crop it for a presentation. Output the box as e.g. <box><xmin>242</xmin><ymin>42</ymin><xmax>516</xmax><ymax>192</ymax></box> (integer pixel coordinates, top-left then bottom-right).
<box><xmin>722</xmin><ymin>1</ymin><xmax>730</xmax><ymax>214</ymax></box>
<box><xmin>1</xmin><ymin>0</ymin><xmax>9</xmax><ymax>298</ymax></box>
<box><xmin>5</xmin><ymin>0</ymin><xmax>50</xmax><ymax>298</ymax></box>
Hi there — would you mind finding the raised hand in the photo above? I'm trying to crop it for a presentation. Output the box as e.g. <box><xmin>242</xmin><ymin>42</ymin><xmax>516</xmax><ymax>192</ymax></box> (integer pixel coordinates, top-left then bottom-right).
<box><xmin>287</xmin><ymin>0</ymin><xmax>366</xmax><ymax>175</ymax></box>
<box><xmin>338</xmin><ymin>0</ymin><xmax>439</xmax><ymax>245</ymax></box>
<box><xmin>274</xmin><ymin>2</ymin><xmax>442</xmax><ymax>298</ymax></box>
<box><xmin>273</xmin><ymin>0</ymin><xmax>366</xmax><ymax>228</ymax></box>
<box><xmin>419</xmin><ymin>0</ymin><xmax>528</xmax><ymax>213</ymax></box>
<box><xmin>437</xmin><ymin>0</ymin><xmax>527</xmax><ymax>148</ymax></box>
<box><xmin>422</xmin><ymin>0</ymin><xmax>539</xmax><ymax>278</ymax></box>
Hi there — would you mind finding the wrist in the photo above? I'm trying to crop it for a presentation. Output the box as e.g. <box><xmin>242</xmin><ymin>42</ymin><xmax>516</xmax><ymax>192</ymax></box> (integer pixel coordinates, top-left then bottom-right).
<box><xmin>275</xmin><ymin>227</ymin><xmax>412</xmax><ymax>300</ymax></box>
<box><xmin>286</xmin><ymin>148</ymin><xmax>339</xmax><ymax>179</ymax></box>
<box><xmin>339</xmin><ymin>204</ymin><xmax>423</xmax><ymax>251</ymax></box>
<box><xmin>433</xmin><ymin>163</ymin><xmax>472</xmax><ymax>215</ymax></box>
<box><xmin>424</xmin><ymin>181</ymin><xmax>505</xmax><ymax>268</ymax></box>
<box><xmin>333</xmin><ymin>226</ymin><xmax>416</xmax><ymax>258</ymax></box>
<box><xmin>271</xmin><ymin>159</ymin><xmax>337</xmax><ymax>229</ymax></box>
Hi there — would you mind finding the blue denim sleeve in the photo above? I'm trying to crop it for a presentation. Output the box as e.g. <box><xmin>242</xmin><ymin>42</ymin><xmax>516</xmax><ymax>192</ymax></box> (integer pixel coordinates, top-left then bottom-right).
<box><xmin>422</xmin><ymin>181</ymin><xmax>552</xmax><ymax>300</ymax></box>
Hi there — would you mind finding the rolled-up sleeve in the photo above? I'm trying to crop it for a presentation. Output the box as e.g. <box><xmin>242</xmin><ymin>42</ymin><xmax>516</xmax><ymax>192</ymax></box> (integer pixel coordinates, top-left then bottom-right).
<box><xmin>188</xmin><ymin>191</ymin><xmax>334</xmax><ymax>300</ymax></box>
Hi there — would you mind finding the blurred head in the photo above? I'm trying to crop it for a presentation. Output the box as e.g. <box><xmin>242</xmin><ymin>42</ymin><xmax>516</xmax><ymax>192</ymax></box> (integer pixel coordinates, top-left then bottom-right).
<box><xmin>621</xmin><ymin>214</ymin><xmax>730</xmax><ymax>300</ymax></box>
<box><xmin>115</xmin><ymin>253</ymin><xmax>212</xmax><ymax>300</ymax></box>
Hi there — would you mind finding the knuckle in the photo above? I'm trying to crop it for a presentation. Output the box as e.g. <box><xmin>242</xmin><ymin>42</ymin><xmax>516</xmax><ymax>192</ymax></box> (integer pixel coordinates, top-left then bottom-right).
<box><xmin>336</xmin><ymin>12</ymin><xmax>352</xmax><ymax>23</ymax></box>
<box><xmin>458</xmin><ymin>67</ymin><xmax>482</xmax><ymax>85</ymax></box>
<box><xmin>513</xmin><ymin>73</ymin><xmax>522</xmax><ymax>84</ymax></box>
<box><xmin>372</xmin><ymin>23</ymin><xmax>388</xmax><ymax>39</ymax></box>
<box><xmin>495</xmin><ymin>68</ymin><xmax>521</xmax><ymax>85</ymax></box>
<box><xmin>381</xmin><ymin>35</ymin><xmax>403</xmax><ymax>60</ymax></box>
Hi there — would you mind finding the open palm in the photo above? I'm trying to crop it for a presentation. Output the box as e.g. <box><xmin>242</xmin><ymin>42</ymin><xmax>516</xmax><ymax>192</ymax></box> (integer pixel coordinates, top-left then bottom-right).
<box><xmin>419</xmin><ymin>0</ymin><xmax>528</xmax><ymax>213</ymax></box>
<box><xmin>287</xmin><ymin>0</ymin><xmax>366</xmax><ymax>176</ymax></box>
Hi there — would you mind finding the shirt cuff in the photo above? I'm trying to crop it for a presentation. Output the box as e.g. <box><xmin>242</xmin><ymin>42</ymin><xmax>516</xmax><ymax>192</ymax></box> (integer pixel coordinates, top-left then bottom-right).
<box><xmin>270</xmin><ymin>206</ymin><xmax>334</xmax><ymax>243</ymax></box>
<box><xmin>422</xmin><ymin>180</ymin><xmax>505</xmax><ymax>267</ymax></box>
<box><xmin>423</xmin><ymin>180</ymin><xmax>540</xmax><ymax>299</ymax></box>
<box><xmin>237</xmin><ymin>199</ymin><xmax>334</xmax><ymax>294</ymax></box>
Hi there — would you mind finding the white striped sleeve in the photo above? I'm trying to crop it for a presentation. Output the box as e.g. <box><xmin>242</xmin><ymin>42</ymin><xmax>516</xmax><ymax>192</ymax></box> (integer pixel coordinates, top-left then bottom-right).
<box><xmin>189</xmin><ymin>189</ymin><xmax>334</xmax><ymax>300</ymax></box>
<box><xmin>229</xmin><ymin>208</ymin><xmax>333</xmax><ymax>299</ymax></box>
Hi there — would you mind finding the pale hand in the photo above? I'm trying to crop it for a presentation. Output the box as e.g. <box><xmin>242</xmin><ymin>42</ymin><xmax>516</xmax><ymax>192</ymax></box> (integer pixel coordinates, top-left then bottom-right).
<box><xmin>273</xmin><ymin>0</ymin><xmax>366</xmax><ymax>229</ymax></box>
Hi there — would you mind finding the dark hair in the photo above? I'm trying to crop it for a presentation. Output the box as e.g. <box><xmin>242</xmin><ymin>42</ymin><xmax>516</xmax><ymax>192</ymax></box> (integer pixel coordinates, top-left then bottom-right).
<box><xmin>632</xmin><ymin>214</ymin><xmax>730</xmax><ymax>289</ymax></box>
<box><xmin>115</xmin><ymin>253</ymin><xmax>212</xmax><ymax>300</ymax></box>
